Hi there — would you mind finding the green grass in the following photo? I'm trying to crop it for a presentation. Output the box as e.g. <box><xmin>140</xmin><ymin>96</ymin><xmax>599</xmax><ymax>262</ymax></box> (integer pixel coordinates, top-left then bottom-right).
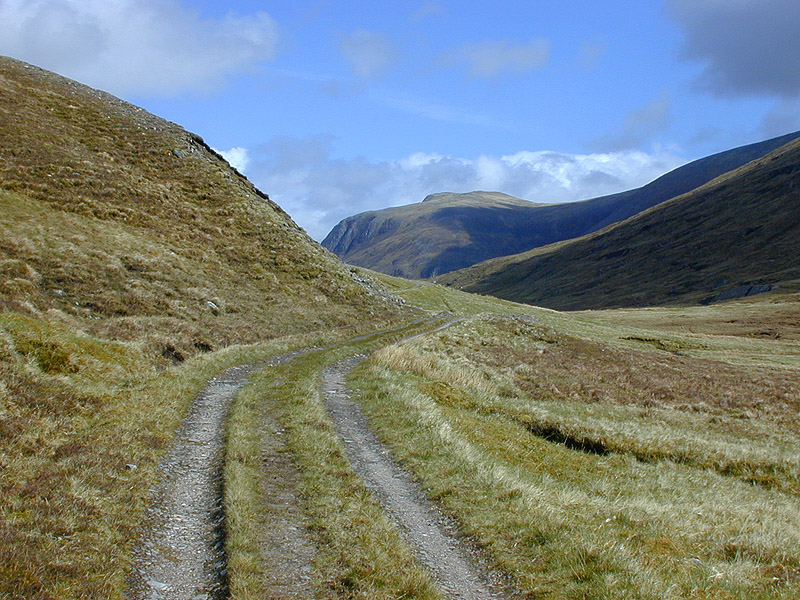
<box><xmin>343</xmin><ymin>282</ymin><xmax>800</xmax><ymax>599</ymax></box>
<box><xmin>224</xmin><ymin>319</ymin><xmax>452</xmax><ymax>600</ymax></box>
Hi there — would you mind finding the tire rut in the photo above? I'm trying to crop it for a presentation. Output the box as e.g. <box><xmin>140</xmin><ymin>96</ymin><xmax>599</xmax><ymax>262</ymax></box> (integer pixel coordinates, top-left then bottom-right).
<box><xmin>127</xmin><ymin>316</ymin><xmax>467</xmax><ymax>600</ymax></box>
<box><xmin>128</xmin><ymin>363</ymin><xmax>263</xmax><ymax>600</ymax></box>
<box><xmin>322</xmin><ymin>354</ymin><xmax>510</xmax><ymax>600</ymax></box>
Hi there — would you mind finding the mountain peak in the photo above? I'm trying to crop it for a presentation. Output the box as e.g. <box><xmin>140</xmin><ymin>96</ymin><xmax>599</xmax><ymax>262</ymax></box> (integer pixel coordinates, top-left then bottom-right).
<box><xmin>324</xmin><ymin>131</ymin><xmax>800</xmax><ymax>281</ymax></box>
<box><xmin>420</xmin><ymin>191</ymin><xmax>530</xmax><ymax>205</ymax></box>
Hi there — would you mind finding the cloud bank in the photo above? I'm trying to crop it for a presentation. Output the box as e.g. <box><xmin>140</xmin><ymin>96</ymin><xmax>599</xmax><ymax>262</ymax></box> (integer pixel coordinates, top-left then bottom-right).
<box><xmin>667</xmin><ymin>0</ymin><xmax>800</xmax><ymax>98</ymax></box>
<box><xmin>230</xmin><ymin>137</ymin><xmax>684</xmax><ymax>240</ymax></box>
<box><xmin>0</xmin><ymin>0</ymin><xmax>279</xmax><ymax>97</ymax></box>
<box><xmin>442</xmin><ymin>38</ymin><xmax>551</xmax><ymax>78</ymax></box>
<box><xmin>339</xmin><ymin>29</ymin><xmax>397</xmax><ymax>79</ymax></box>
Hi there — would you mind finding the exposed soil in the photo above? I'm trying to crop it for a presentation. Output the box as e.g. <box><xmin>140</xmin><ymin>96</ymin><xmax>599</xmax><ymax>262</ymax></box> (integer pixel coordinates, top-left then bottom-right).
<box><xmin>128</xmin><ymin>317</ymin><xmax>506</xmax><ymax>600</ymax></box>
<box><xmin>322</xmin><ymin>355</ymin><xmax>512</xmax><ymax>600</ymax></box>
<box><xmin>128</xmin><ymin>363</ymin><xmax>262</xmax><ymax>600</ymax></box>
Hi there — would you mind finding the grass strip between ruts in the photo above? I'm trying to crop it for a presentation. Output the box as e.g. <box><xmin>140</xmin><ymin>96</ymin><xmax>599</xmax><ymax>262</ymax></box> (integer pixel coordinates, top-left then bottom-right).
<box><xmin>224</xmin><ymin>318</ymin><xmax>451</xmax><ymax>600</ymax></box>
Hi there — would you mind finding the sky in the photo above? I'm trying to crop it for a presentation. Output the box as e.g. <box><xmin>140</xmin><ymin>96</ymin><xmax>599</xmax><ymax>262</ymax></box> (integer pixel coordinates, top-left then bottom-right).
<box><xmin>2</xmin><ymin>0</ymin><xmax>800</xmax><ymax>240</ymax></box>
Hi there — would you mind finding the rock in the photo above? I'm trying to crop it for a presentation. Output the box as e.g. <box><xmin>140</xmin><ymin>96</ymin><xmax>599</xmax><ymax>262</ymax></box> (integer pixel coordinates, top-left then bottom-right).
<box><xmin>147</xmin><ymin>579</ymin><xmax>169</xmax><ymax>591</ymax></box>
<box><xmin>701</xmin><ymin>283</ymin><xmax>773</xmax><ymax>305</ymax></box>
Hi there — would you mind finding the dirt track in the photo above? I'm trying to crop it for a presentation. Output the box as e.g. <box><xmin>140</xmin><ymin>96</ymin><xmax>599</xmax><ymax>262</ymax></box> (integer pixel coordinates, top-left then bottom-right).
<box><xmin>129</xmin><ymin>319</ymin><xmax>510</xmax><ymax>599</ymax></box>
<box><xmin>322</xmin><ymin>354</ymin><xmax>510</xmax><ymax>600</ymax></box>
<box><xmin>127</xmin><ymin>363</ymin><xmax>261</xmax><ymax>600</ymax></box>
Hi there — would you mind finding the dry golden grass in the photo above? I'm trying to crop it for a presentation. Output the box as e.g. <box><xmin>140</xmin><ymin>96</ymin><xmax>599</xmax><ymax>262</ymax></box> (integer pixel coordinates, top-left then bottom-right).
<box><xmin>5</xmin><ymin>54</ymin><xmax>800</xmax><ymax>600</ymax></box>
<box><xmin>0</xmin><ymin>307</ymin><xmax>413</xmax><ymax>599</ymax></box>
<box><xmin>0</xmin><ymin>57</ymin><xmax>409</xmax><ymax>353</ymax></box>
<box><xmin>349</xmin><ymin>282</ymin><xmax>800</xmax><ymax>599</ymax></box>
<box><xmin>0</xmin><ymin>56</ymin><xmax>415</xmax><ymax>599</ymax></box>
<box><xmin>224</xmin><ymin>321</ymin><xmax>451</xmax><ymax>600</ymax></box>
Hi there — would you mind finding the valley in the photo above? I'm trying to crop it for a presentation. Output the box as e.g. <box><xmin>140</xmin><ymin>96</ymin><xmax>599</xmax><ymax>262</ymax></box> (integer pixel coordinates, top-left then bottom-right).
<box><xmin>323</xmin><ymin>132</ymin><xmax>800</xmax><ymax>281</ymax></box>
<box><xmin>1</xmin><ymin>56</ymin><xmax>800</xmax><ymax>600</ymax></box>
<box><xmin>436</xmin><ymin>136</ymin><xmax>800</xmax><ymax>310</ymax></box>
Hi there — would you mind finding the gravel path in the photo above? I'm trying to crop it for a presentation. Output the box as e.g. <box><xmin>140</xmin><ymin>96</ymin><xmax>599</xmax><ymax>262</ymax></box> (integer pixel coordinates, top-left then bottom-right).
<box><xmin>322</xmin><ymin>354</ymin><xmax>510</xmax><ymax>600</ymax></box>
<box><xmin>128</xmin><ymin>316</ymin><xmax>503</xmax><ymax>600</ymax></box>
<box><xmin>128</xmin><ymin>363</ymin><xmax>262</xmax><ymax>600</ymax></box>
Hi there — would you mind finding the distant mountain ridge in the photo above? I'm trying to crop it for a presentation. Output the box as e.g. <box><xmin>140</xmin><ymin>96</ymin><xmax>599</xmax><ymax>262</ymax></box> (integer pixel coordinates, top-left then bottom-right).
<box><xmin>437</xmin><ymin>136</ymin><xmax>800</xmax><ymax>309</ymax></box>
<box><xmin>323</xmin><ymin>191</ymin><xmax>542</xmax><ymax>278</ymax></box>
<box><xmin>322</xmin><ymin>131</ymin><xmax>800</xmax><ymax>279</ymax></box>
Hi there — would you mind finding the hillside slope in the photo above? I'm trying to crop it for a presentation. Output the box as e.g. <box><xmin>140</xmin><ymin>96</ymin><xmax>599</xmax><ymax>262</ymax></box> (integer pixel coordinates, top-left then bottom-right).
<box><xmin>437</xmin><ymin>137</ymin><xmax>800</xmax><ymax>310</ymax></box>
<box><xmin>0</xmin><ymin>56</ymin><xmax>412</xmax><ymax>598</ymax></box>
<box><xmin>323</xmin><ymin>191</ymin><xmax>542</xmax><ymax>278</ymax></box>
<box><xmin>323</xmin><ymin>131</ymin><xmax>800</xmax><ymax>279</ymax></box>
<box><xmin>0</xmin><ymin>56</ymin><xmax>406</xmax><ymax>354</ymax></box>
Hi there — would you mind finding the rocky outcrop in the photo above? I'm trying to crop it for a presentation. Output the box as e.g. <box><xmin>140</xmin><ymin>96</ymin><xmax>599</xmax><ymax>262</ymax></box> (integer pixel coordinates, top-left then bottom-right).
<box><xmin>701</xmin><ymin>284</ymin><xmax>775</xmax><ymax>305</ymax></box>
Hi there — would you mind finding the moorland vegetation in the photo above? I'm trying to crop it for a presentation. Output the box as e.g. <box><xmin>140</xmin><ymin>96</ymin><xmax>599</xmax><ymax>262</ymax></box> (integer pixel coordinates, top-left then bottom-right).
<box><xmin>1</xmin><ymin>56</ymin><xmax>799</xmax><ymax>600</ymax></box>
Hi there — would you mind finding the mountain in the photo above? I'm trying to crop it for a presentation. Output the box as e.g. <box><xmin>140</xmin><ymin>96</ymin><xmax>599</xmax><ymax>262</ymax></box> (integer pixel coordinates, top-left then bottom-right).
<box><xmin>0</xmin><ymin>56</ymin><xmax>407</xmax><ymax>358</ymax></box>
<box><xmin>0</xmin><ymin>56</ymin><xmax>415</xmax><ymax>599</ymax></box>
<box><xmin>323</xmin><ymin>191</ymin><xmax>544</xmax><ymax>278</ymax></box>
<box><xmin>436</xmin><ymin>136</ymin><xmax>800</xmax><ymax>310</ymax></box>
<box><xmin>322</xmin><ymin>131</ymin><xmax>800</xmax><ymax>279</ymax></box>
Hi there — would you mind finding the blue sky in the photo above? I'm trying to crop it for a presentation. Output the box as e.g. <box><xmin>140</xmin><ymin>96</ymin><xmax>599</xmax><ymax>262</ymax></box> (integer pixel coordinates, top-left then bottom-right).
<box><xmin>2</xmin><ymin>0</ymin><xmax>800</xmax><ymax>239</ymax></box>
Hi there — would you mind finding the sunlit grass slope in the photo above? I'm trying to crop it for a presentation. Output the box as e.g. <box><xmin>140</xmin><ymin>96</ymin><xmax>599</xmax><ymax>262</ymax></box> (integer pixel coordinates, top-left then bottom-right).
<box><xmin>438</xmin><ymin>137</ymin><xmax>800</xmax><ymax>310</ymax></box>
<box><xmin>0</xmin><ymin>56</ymin><xmax>407</xmax><ymax>349</ymax></box>
<box><xmin>353</xmin><ymin>274</ymin><xmax>800</xmax><ymax>599</ymax></box>
<box><xmin>324</xmin><ymin>131</ymin><xmax>800</xmax><ymax>281</ymax></box>
<box><xmin>0</xmin><ymin>56</ymin><xmax>413</xmax><ymax>599</ymax></box>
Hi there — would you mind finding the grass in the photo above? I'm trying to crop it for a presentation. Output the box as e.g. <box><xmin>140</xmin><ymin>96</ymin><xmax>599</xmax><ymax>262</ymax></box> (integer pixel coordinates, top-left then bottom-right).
<box><xmin>437</xmin><ymin>137</ymin><xmax>800</xmax><ymax>310</ymax></box>
<box><xmin>4</xmin><ymin>55</ymin><xmax>800</xmax><ymax>600</ymax></box>
<box><xmin>0</xmin><ymin>306</ymin><xmax>376</xmax><ymax>599</ymax></box>
<box><xmin>0</xmin><ymin>57</ymin><xmax>409</xmax><ymax>355</ymax></box>
<box><xmin>0</xmin><ymin>56</ymin><xmax>416</xmax><ymax>598</ymax></box>
<box><xmin>344</xmin><ymin>281</ymin><xmax>800</xmax><ymax>599</ymax></box>
<box><xmin>223</xmin><ymin>318</ymin><xmax>452</xmax><ymax>600</ymax></box>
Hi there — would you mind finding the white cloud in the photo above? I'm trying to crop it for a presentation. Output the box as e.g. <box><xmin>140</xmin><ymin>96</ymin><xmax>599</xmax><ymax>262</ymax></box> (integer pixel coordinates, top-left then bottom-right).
<box><xmin>215</xmin><ymin>147</ymin><xmax>251</xmax><ymax>173</ymax></box>
<box><xmin>578</xmin><ymin>39</ymin><xmax>608</xmax><ymax>70</ymax></box>
<box><xmin>375</xmin><ymin>91</ymin><xmax>515</xmax><ymax>130</ymax></box>
<box><xmin>0</xmin><ymin>0</ymin><xmax>279</xmax><ymax>97</ymax></box>
<box><xmin>339</xmin><ymin>29</ymin><xmax>396</xmax><ymax>79</ymax></box>
<box><xmin>591</xmin><ymin>93</ymin><xmax>673</xmax><ymax>151</ymax></box>
<box><xmin>245</xmin><ymin>136</ymin><xmax>684</xmax><ymax>240</ymax></box>
<box><xmin>667</xmin><ymin>0</ymin><xmax>800</xmax><ymax>98</ymax></box>
<box><xmin>442</xmin><ymin>38</ymin><xmax>550</xmax><ymax>78</ymax></box>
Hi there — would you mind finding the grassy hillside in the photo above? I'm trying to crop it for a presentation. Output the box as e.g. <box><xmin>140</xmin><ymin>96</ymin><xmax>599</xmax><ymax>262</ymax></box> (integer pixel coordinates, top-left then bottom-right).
<box><xmin>438</xmin><ymin>136</ymin><xmax>800</xmax><ymax>310</ymax></box>
<box><xmin>0</xmin><ymin>56</ymin><xmax>412</xmax><ymax>599</ymax></box>
<box><xmin>4</xmin><ymin>54</ymin><xmax>800</xmax><ymax>600</ymax></box>
<box><xmin>322</xmin><ymin>191</ymin><xmax>542</xmax><ymax>278</ymax></box>
<box><xmin>351</xmin><ymin>275</ymin><xmax>800</xmax><ymax>599</ymax></box>
<box><xmin>0</xmin><ymin>56</ymin><xmax>406</xmax><ymax>348</ymax></box>
<box><xmin>323</xmin><ymin>132</ymin><xmax>800</xmax><ymax>279</ymax></box>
